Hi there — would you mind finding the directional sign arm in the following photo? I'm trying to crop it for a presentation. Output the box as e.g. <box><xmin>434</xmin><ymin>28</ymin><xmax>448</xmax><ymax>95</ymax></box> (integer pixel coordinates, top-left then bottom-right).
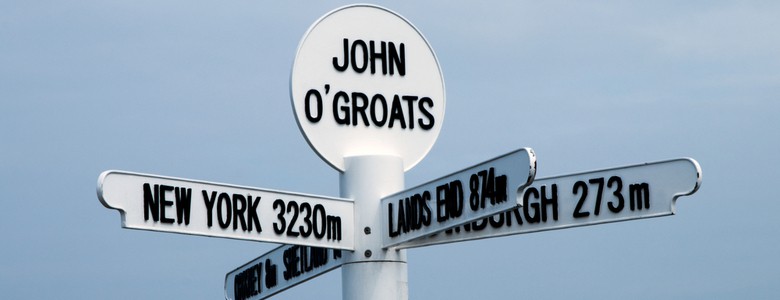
<box><xmin>394</xmin><ymin>158</ymin><xmax>702</xmax><ymax>249</ymax></box>
<box><xmin>516</xmin><ymin>157</ymin><xmax>702</xmax><ymax>215</ymax></box>
<box><xmin>380</xmin><ymin>148</ymin><xmax>536</xmax><ymax>248</ymax></box>
<box><xmin>97</xmin><ymin>170</ymin><xmax>355</xmax><ymax>250</ymax></box>
<box><xmin>225</xmin><ymin>244</ymin><xmax>345</xmax><ymax>300</ymax></box>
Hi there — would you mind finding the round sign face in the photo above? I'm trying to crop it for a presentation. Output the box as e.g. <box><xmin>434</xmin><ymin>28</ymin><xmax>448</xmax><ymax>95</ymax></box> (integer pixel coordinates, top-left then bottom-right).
<box><xmin>290</xmin><ymin>4</ymin><xmax>445</xmax><ymax>172</ymax></box>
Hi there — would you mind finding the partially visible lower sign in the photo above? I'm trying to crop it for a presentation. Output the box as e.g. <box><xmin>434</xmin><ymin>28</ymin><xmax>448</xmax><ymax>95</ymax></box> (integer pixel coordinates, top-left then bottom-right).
<box><xmin>225</xmin><ymin>244</ymin><xmax>344</xmax><ymax>300</ymax></box>
<box><xmin>380</xmin><ymin>148</ymin><xmax>536</xmax><ymax>248</ymax></box>
<box><xmin>394</xmin><ymin>158</ymin><xmax>702</xmax><ymax>249</ymax></box>
<box><xmin>97</xmin><ymin>170</ymin><xmax>354</xmax><ymax>250</ymax></box>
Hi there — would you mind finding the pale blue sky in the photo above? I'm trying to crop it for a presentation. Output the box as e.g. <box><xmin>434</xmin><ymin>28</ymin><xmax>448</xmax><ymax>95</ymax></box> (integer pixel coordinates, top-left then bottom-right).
<box><xmin>2</xmin><ymin>1</ymin><xmax>779</xmax><ymax>299</ymax></box>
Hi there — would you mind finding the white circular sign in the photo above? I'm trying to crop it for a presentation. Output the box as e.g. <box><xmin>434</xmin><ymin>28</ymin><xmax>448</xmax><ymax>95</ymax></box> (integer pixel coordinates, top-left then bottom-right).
<box><xmin>290</xmin><ymin>4</ymin><xmax>445</xmax><ymax>172</ymax></box>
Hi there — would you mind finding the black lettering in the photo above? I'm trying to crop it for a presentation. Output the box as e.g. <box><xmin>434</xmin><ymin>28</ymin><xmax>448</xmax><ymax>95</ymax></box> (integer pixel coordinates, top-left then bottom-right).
<box><xmin>630</xmin><ymin>183</ymin><xmax>650</xmax><ymax>210</ymax></box>
<box><xmin>421</xmin><ymin>191</ymin><xmax>432</xmax><ymax>226</ymax></box>
<box><xmin>234</xmin><ymin>262</ymin><xmax>262</xmax><ymax>300</ymax></box>
<box><xmin>397</xmin><ymin>199</ymin><xmax>407</xmax><ymax>233</ymax></box>
<box><xmin>299</xmin><ymin>202</ymin><xmax>312</xmax><ymax>237</ymax></box>
<box><xmin>589</xmin><ymin>178</ymin><xmax>605</xmax><ymax>216</ymax></box>
<box><xmin>234</xmin><ymin>270</ymin><xmax>243</xmax><ymax>300</ymax></box>
<box><xmin>333</xmin><ymin>91</ymin><xmax>350</xmax><ymax>125</ymax></box>
<box><xmin>332</xmin><ymin>38</ymin><xmax>349</xmax><ymax>72</ymax></box>
<box><xmin>313</xmin><ymin>204</ymin><xmax>326</xmax><ymax>239</ymax></box>
<box><xmin>449</xmin><ymin>180</ymin><xmax>464</xmax><ymax>218</ymax></box>
<box><xmin>143</xmin><ymin>183</ymin><xmax>159</xmax><ymax>222</ymax></box>
<box><xmin>300</xmin><ymin>246</ymin><xmax>311</xmax><ymax>273</ymax></box>
<box><xmin>607</xmin><ymin>176</ymin><xmax>625</xmax><ymax>213</ymax></box>
<box><xmin>327</xmin><ymin>215</ymin><xmax>341</xmax><ymax>241</ymax></box>
<box><xmin>247</xmin><ymin>196</ymin><xmax>262</xmax><ymax>233</ymax></box>
<box><xmin>175</xmin><ymin>187</ymin><xmax>191</xmax><ymax>225</ymax></box>
<box><xmin>523</xmin><ymin>187</ymin><xmax>540</xmax><ymax>223</ymax></box>
<box><xmin>539</xmin><ymin>184</ymin><xmax>559</xmax><ymax>222</ymax></box>
<box><xmin>369</xmin><ymin>40</ymin><xmax>387</xmax><ymax>75</ymax></box>
<box><xmin>370</xmin><ymin>94</ymin><xmax>388</xmax><ymax>126</ymax></box>
<box><xmin>313</xmin><ymin>247</ymin><xmax>328</xmax><ymax>268</ymax></box>
<box><xmin>233</xmin><ymin>194</ymin><xmax>247</xmax><ymax>231</ymax></box>
<box><xmin>436</xmin><ymin>183</ymin><xmax>448</xmax><ymax>223</ymax></box>
<box><xmin>273</xmin><ymin>199</ymin><xmax>286</xmax><ymax>234</ymax></box>
<box><xmin>253</xmin><ymin>263</ymin><xmax>262</xmax><ymax>295</ymax></box>
<box><xmin>573</xmin><ymin>181</ymin><xmax>589</xmax><ymax>218</ymax></box>
<box><xmin>217</xmin><ymin>192</ymin><xmax>232</xmax><ymax>229</ymax></box>
<box><xmin>292</xmin><ymin>248</ymin><xmax>302</xmax><ymax>278</ymax></box>
<box><xmin>388</xmin><ymin>42</ymin><xmax>405</xmax><ymax>76</ymax></box>
<box><xmin>482</xmin><ymin>168</ymin><xmax>496</xmax><ymax>205</ymax></box>
<box><xmin>436</xmin><ymin>180</ymin><xmax>465</xmax><ymax>223</ymax></box>
<box><xmin>388</xmin><ymin>202</ymin><xmax>399</xmax><ymax>237</ymax></box>
<box><xmin>351</xmin><ymin>39</ymin><xmax>368</xmax><ymax>73</ymax></box>
<box><xmin>159</xmin><ymin>185</ymin><xmax>175</xmax><ymax>224</ymax></box>
<box><xmin>406</xmin><ymin>196</ymin><xmax>418</xmax><ymax>230</ymax></box>
<box><xmin>417</xmin><ymin>97</ymin><xmax>435</xmax><ymax>130</ymax></box>
<box><xmin>264</xmin><ymin>259</ymin><xmax>277</xmax><ymax>289</ymax></box>
<box><xmin>388</xmin><ymin>95</ymin><xmax>406</xmax><ymax>129</ymax></box>
<box><xmin>203</xmin><ymin>190</ymin><xmax>217</xmax><ymax>227</ymax></box>
<box><xmin>495</xmin><ymin>174</ymin><xmax>508</xmax><ymax>203</ymax></box>
<box><xmin>333</xmin><ymin>249</ymin><xmax>342</xmax><ymax>260</ymax></box>
<box><xmin>351</xmin><ymin>92</ymin><xmax>370</xmax><ymax>126</ymax></box>
<box><xmin>234</xmin><ymin>269</ymin><xmax>244</xmax><ymax>300</ymax></box>
<box><xmin>402</xmin><ymin>95</ymin><xmax>418</xmax><ymax>130</ymax></box>
<box><xmin>286</xmin><ymin>201</ymin><xmax>300</xmax><ymax>237</ymax></box>
<box><xmin>305</xmin><ymin>89</ymin><xmax>323</xmax><ymax>123</ymax></box>
<box><xmin>469</xmin><ymin>173</ymin><xmax>481</xmax><ymax>211</ymax></box>
<box><xmin>283</xmin><ymin>246</ymin><xmax>299</xmax><ymax>281</ymax></box>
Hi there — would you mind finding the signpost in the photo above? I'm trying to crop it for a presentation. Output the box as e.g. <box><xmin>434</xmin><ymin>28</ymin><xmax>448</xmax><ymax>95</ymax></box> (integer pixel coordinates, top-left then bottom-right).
<box><xmin>96</xmin><ymin>3</ymin><xmax>704</xmax><ymax>300</ymax></box>
<box><xmin>225</xmin><ymin>244</ymin><xmax>345</xmax><ymax>300</ymax></box>
<box><xmin>381</xmin><ymin>148</ymin><xmax>536</xmax><ymax>248</ymax></box>
<box><xmin>395</xmin><ymin>158</ymin><xmax>702</xmax><ymax>249</ymax></box>
<box><xmin>98</xmin><ymin>170</ymin><xmax>355</xmax><ymax>250</ymax></box>
<box><xmin>287</xmin><ymin>5</ymin><xmax>447</xmax><ymax>300</ymax></box>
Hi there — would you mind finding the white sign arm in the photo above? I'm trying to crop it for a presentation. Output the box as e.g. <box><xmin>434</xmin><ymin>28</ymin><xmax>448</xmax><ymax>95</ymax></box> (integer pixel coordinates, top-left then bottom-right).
<box><xmin>380</xmin><ymin>148</ymin><xmax>536</xmax><ymax>248</ymax></box>
<box><xmin>98</xmin><ymin>170</ymin><xmax>355</xmax><ymax>250</ymax></box>
<box><xmin>225</xmin><ymin>244</ymin><xmax>345</xmax><ymax>300</ymax></box>
<box><xmin>394</xmin><ymin>158</ymin><xmax>702</xmax><ymax>249</ymax></box>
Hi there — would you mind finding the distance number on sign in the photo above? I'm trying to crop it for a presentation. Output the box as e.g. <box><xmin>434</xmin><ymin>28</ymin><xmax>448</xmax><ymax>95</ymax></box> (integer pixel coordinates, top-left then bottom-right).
<box><xmin>387</xmin><ymin>167</ymin><xmax>507</xmax><ymax>237</ymax></box>
<box><xmin>569</xmin><ymin>176</ymin><xmax>650</xmax><ymax>219</ymax></box>
<box><xmin>272</xmin><ymin>199</ymin><xmax>343</xmax><ymax>241</ymax></box>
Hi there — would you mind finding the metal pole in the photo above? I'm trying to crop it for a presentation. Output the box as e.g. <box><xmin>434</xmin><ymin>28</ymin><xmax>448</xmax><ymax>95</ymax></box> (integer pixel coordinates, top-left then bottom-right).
<box><xmin>340</xmin><ymin>155</ymin><xmax>408</xmax><ymax>300</ymax></box>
